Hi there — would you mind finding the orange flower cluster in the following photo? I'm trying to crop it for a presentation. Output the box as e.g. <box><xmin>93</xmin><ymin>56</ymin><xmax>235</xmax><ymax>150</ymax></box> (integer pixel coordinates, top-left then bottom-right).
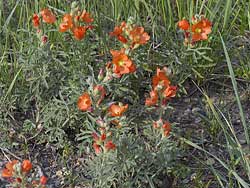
<box><xmin>2</xmin><ymin>160</ymin><xmax>32</xmax><ymax>178</ymax></box>
<box><xmin>59</xmin><ymin>10</ymin><xmax>94</xmax><ymax>40</ymax></box>
<box><xmin>1</xmin><ymin>159</ymin><xmax>47</xmax><ymax>187</ymax></box>
<box><xmin>77</xmin><ymin>79</ymin><xmax>128</xmax><ymax>153</ymax></box>
<box><xmin>1</xmin><ymin>160</ymin><xmax>19</xmax><ymax>178</ymax></box>
<box><xmin>153</xmin><ymin>119</ymin><xmax>171</xmax><ymax>137</ymax></box>
<box><xmin>178</xmin><ymin>16</ymin><xmax>212</xmax><ymax>44</ymax></box>
<box><xmin>88</xmin><ymin>102</ymin><xmax>128</xmax><ymax>154</ymax></box>
<box><xmin>32</xmin><ymin>8</ymin><xmax>56</xmax><ymax>28</ymax></box>
<box><xmin>110</xmin><ymin>21</ymin><xmax>150</xmax><ymax>49</ymax></box>
<box><xmin>109</xmin><ymin>21</ymin><xmax>150</xmax><ymax>77</ymax></box>
<box><xmin>92</xmin><ymin>132</ymin><xmax>116</xmax><ymax>154</ymax></box>
<box><xmin>32</xmin><ymin>9</ymin><xmax>56</xmax><ymax>46</ymax></box>
<box><xmin>32</xmin><ymin>3</ymin><xmax>93</xmax><ymax>41</ymax></box>
<box><xmin>145</xmin><ymin>68</ymin><xmax>177</xmax><ymax>138</ymax></box>
<box><xmin>110</xmin><ymin>48</ymin><xmax>136</xmax><ymax>77</ymax></box>
<box><xmin>145</xmin><ymin>67</ymin><xmax>177</xmax><ymax>106</ymax></box>
<box><xmin>77</xmin><ymin>82</ymin><xmax>128</xmax><ymax>154</ymax></box>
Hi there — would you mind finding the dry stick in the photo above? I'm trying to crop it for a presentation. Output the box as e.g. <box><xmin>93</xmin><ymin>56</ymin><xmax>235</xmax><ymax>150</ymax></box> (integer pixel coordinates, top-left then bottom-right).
<box><xmin>0</xmin><ymin>147</ymin><xmax>22</xmax><ymax>161</ymax></box>
<box><xmin>1</xmin><ymin>149</ymin><xmax>11</xmax><ymax>161</ymax></box>
<box><xmin>27</xmin><ymin>126</ymin><xmax>43</xmax><ymax>141</ymax></box>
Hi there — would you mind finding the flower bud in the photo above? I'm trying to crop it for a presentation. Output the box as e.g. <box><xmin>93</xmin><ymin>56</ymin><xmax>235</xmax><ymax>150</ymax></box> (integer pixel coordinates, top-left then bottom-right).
<box><xmin>22</xmin><ymin>160</ymin><xmax>32</xmax><ymax>173</ymax></box>
<box><xmin>71</xmin><ymin>1</ymin><xmax>78</xmax><ymax>10</ymax></box>
<box><xmin>98</xmin><ymin>68</ymin><xmax>104</xmax><ymax>81</ymax></box>
<box><xmin>127</xmin><ymin>16</ymin><xmax>135</xmax><ymax>26</ymax></box>
<box><xmin>41</xmin><ymin>35</ymin><xmax>48</xmax><ymax>46</ymax></box>
<box><xmin>96</xmin><ymin>118</ymin><xmax>105</xmax><ymax>127</ymax></box>
<box><xmin>40</xmin><ymin>175</ymin><xmax>47</xmax><ymax>185</ymax></box>
<box><xmin>103</xmin><ymin>74</ymin><xmax>113</xmax><ymax>82</ymax></box>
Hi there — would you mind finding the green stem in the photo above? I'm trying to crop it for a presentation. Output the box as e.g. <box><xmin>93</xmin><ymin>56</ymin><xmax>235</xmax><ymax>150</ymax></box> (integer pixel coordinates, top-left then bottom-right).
<box><xmin>159</xmin><ymin>94</ymin><xmax>164</xmax><ymax>119</ymax></box>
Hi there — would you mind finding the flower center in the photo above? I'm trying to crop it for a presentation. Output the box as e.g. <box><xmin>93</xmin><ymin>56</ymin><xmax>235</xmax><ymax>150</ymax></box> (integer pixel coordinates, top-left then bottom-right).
<box><xmin>118</xmin><ymin>61</ymin><xmax>124</xmax><ymax>66</ymax></box>
<box><xmin>135</xmin><ymin>36</ymin><xmax>140</xmax><ymax>42</ymax></box>
<box><xmin>195</xmin><ymin>28</ymin><xmax>202</xmax><ymax>33</ymax></box>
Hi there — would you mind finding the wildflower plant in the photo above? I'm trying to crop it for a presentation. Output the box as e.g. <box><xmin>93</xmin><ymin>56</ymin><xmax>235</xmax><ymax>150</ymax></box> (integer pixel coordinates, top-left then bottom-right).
<box><xmin>74</xmin><ymin>15</ymin><xmax>178</xmax><ymax>186</ymax></box>
<box><xmin>30</xmin><ymin>2</ymin><xmax>177</xmax><ymax>185</ymax></box>
<box><xmin>177</xmin><ymin>15</ymin><xmax>215</xmax><ymax>79</ymax></box>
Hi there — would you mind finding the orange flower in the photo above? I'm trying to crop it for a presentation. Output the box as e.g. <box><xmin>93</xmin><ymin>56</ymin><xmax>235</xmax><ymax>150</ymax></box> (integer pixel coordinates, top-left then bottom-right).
<box><xmin>100</xmin><ymin>133</ymin><xmax>106</xmax><ymax>141</ymax></box>
<box><xmin>40</xmin><ymin>176</ymin><xmax>47</xmax><ymax>185</ymax></box>
<box><xmin>77</xmin><ymin>92</ymin><xmax>92</xmax><ymax>111</ymax></box>
<box><xmin>1</xmin><ymin>160</ymin><xmax>18</xmax><ymax>178</ymax></box>
<box><xmin>2</xmin><ymin>168</ymin><xmax>12</xmax><ymax>178</ymax></box>
<box><xmin>105</xmin><ymin>140</ymin><xmax>116</xmax><ymax>151</ymax></box>
<box><xmin>73</xmin><ymin>26</ymin><xmax>93</xmax><ymax>40</ymax></box>
<box><xmin>163</xmin><ymin>86</ymin><xmax>177</xmax><ymax>98</ymax></box>
<box><xmin>110</xmin><ymin>26</ymin><xmax>128</xmax><ymax>43</ymax></box>
<box><xmin>178</xmin><ymin>19</ymin><xmax>190</xmax><ymax>30</ymax></box>
<box><xmin>22</xmin><ymin>160</ymin><xmax>32</xmax><ymax>173</ymax></box>
<box><xmin>191</xmin><ymin>18</ymin><xmax>212</xmax><ymax>42</ymax></box>
<box><xmin>110</xmin><ymin>27</ymin><xmax>122</xmax><ymax>37</ymax></box>
<box><xmin>145</xmin><ymin>90</ymin><xmax>158</xmax><ymax>106</ymax></box>
<box><xmin>80</xmin><ymin>10</ymin><xmax>94</xmax><ymax>23</ymax></box>
<box><xmin>32</xmin><ymin>14</ymin><xmax>40</xmax><ymax>27</ymax></box>
<box><xmin>109</xmin><ymin>103</ymin><xmax>128</xmax><ymax>117</ymax></box>
<box><xmin>110</xmin><ymin>22</ymin><xmax>128</xmax><ymax>44</ymax></box>
<box><xmin>117</xmin><ymin>35</ymin><xmax>128</xmax><ymax>44</ymax></box>
<box><xmin>40</xmin><ymin>9</ymin><xmax>56</xmax><ymax>24</ymax></box>
<box><xmin>113</xmin><ymin>63</ymin><xmax>136</xmax><ymax>77</ymax></box>
<box><xmin>110</xmin><ymin>49</ymin><xmax>136</xmax><ymax>77</ymax></box>
<box><xmin>72</xmin><ymin>26</ymin><xmax>87</xmax><ymax>40</ymax></box>
<box><xmin>129</xmin><ymin>26</ymin><xmax>150</xmax><ymax>47</ymax></box>
<box><xmin>93</xmin><ymin>143</ymin><xmax>102</xmax><ymax>154</ymax></box>
<box><xmin>92</xmin><ymin>132</ymin><xmax>106</xmax><ymax>142</ymax></box>
<box><xmin>152</xmin><ymin>67</ymin><xmax>170</xmax><ymax>89</ymax></box>
<box><xmin>162</xmin><ymin>122</ymin><xmax>171</xmax><ymax>137</ymax></box>
<box><xmin>59</xmin><ymin>14</ymin><xmax>73</xmax><ymax>32</ymax></box>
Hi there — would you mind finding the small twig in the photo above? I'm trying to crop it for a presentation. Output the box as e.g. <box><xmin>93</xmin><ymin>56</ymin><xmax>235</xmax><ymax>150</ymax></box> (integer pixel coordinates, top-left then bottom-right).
<box><xmin>27</xmin><ymin>126</ymin><xmax>43</xmax><ymax>141</ymax></box>
<box><xmin>0</xmin><ymin>147</ymin><xmax>22</xmax><ymax>161</ymax></box>
<box><xmin>1</xmin><ymin>148</ymin><xmax>11</xmax><ymax>161</ymax></box>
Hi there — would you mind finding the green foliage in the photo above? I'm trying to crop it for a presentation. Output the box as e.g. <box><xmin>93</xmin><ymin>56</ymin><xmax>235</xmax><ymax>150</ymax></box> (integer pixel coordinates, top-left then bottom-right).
<box><xmin>85</xmin><ymin>133</ymin><xmax>177</xmax><ymax>188</ymax></box>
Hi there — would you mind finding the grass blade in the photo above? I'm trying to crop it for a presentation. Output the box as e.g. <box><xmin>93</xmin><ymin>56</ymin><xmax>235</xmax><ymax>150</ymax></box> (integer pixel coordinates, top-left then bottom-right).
<box><xmin>180</xmin><ymin>137</ymin><xmax>250</xmax><ymax>188</ymax></box>
<box><xmin>1</xmin><ymin>67</ymin><xmax>22</xmax><ymax>103</ymax></box>
<box><xmin>1</xmin><ymin>0</ymin><xmax>21</xmax><ymax>33</ymax></box>
<box><xmin>220</xmin><ymin>33</ymin><xmax>250</xmax><ymax>145</ymax></box>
